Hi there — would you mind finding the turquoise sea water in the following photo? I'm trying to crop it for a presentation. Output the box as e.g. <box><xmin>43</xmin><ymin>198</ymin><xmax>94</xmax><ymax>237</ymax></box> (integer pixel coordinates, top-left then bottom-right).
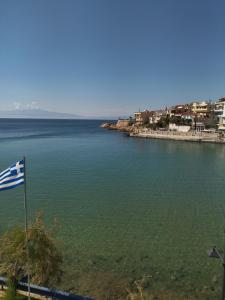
<box><xmin>0</xmin><ymin>119</ymin><xmax>225</xmax><ymax>297</ymax></box>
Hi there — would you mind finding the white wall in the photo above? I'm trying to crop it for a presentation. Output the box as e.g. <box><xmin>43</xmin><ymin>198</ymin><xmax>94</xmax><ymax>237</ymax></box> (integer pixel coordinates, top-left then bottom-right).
<box><xmin>169</xmin><ymin>123</ymin><xmax>190</xmax><ymax>132</ymax></box>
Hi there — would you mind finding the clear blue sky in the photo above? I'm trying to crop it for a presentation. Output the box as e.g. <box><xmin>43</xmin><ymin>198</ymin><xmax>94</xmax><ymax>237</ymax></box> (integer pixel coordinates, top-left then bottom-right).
<box><xmin>0</xmin><ymin>0</ymin><xmax>225</xmax><ymax>117</ymax></box>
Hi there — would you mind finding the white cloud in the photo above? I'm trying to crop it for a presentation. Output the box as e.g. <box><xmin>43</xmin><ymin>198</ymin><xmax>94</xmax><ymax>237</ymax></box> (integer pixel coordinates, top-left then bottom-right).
<box><xmin>13</xmin><ymin>102</ymin><xmax>23</xmax><ymax>110</ymax></box>
<box><xmin>13</xmin><ymin>101</ymin><xmax>39</xmax><ymax>110</ymax></box>
<box><xmin>25</xmin><ymin>101</ymin><xmax>39</xmax><ymax>109</ymax></box>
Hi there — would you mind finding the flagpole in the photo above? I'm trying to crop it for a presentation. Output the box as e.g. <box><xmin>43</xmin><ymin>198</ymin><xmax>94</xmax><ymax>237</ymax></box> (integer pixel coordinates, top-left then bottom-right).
<box><xmin>23</xmin><ymin>156</ymin><xmax>31</xmax><ymax>300</ymax></box>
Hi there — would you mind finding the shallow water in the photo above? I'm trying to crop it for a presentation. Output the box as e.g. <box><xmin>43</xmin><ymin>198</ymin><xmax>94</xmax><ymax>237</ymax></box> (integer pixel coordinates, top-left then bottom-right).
<box><xmin>0</xmin><ymin>118</ymin><xmax>224</xmax><ymax>296</ymax></box>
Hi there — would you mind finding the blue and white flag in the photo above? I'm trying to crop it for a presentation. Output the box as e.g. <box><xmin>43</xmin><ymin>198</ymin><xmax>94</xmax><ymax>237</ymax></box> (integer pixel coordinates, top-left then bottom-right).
<box><xmin>0</xmin><ymin>160</ymin><xmax>25</xmax><ymax>191</ymax></box>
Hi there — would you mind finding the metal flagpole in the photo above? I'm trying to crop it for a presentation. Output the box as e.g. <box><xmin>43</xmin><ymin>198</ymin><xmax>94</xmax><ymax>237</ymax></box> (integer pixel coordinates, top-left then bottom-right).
<box><xmin>23</xmin><ymin>156</ymin><xmax>31</xmax><ymax>300</ymax></box>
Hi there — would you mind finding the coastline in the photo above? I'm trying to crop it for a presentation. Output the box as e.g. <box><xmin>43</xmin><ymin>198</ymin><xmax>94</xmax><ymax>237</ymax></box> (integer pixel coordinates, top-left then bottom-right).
<box><xmin>101</xmin><ymin>123</ymin><xmax>225</xmax><ymax>144</ymax></box>
<box><xmin>129</xmin><ymin>131</ymin><xmax>225</xmax><ymax>144</ymax></box>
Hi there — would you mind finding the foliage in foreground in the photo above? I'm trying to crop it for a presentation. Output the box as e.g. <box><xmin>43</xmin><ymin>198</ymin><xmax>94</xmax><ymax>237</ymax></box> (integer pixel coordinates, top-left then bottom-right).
<box><xmin>3</xmin><ymin>279</ymin><xmax>25</xmax><ymax>300</ymax></box>
<box><xmin>68</xmin><ymin>270</ymin><xmax>217</xmax><ymax>300</ymax></box>
<box><xmin>0</xmin><ymin>213</ymin><xmax>63</xmax><ymax>296</ymax></box>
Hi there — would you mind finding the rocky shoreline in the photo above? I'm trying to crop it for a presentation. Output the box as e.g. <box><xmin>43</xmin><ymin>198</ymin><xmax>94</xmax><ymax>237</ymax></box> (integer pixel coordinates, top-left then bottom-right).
<box><xmin>100</xmin><ymin>122</ymin><xmax>132</xmax><ymax>132</ymax></box>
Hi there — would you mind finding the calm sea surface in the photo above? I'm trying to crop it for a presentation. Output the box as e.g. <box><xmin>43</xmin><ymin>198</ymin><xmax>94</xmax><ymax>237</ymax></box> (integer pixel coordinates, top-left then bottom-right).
<box><xmin>0</xmin><ymin>118</ymin><xmax>225</xmax><ymax>295</ymax></box>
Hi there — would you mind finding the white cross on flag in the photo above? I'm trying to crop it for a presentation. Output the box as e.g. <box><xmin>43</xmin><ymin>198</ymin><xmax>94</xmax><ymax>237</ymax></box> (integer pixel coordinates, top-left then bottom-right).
<box><xmin>0</xmin><ymin>160</ymin><xmax>25</xmax><ymax>191</ymax></box>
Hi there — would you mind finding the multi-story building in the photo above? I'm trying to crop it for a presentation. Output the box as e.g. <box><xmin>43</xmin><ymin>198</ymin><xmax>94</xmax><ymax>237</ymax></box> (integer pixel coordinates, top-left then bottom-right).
<box><xmin>149</xmin><ymin>109</ymin><xmax>167</xmax><ymax>125</ymax></box>
<box><xmin>214</xmin><ymin>98</ymin><xmax>225</xmax><ymax>126</ymax></box>
<box><xmin>134</xmin><ymin>110</ymin><xmax>151</xmax><ymax>126</ymax></box>
<box><xmin>191</xmin><ymin>101</ymin><xmax>211</xmax><ymax>117</ymax></box>
<box><xmin>218</xmin><ymin>104</ymin><xmax>225</xmax><ymax>131</ymax></box>
<box><xmin>169</xmin><ymin>104</ymin><xmax>189</xmax><ymax>118</ymax></box>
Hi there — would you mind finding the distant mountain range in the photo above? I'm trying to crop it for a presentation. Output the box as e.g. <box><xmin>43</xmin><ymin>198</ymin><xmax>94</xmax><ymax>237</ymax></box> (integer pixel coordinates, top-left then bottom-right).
<box><xmin>0</xmin><ymin>109</ymin><xmax>81</xmax><ymax>119</ymax></box>
<box><xmin>0</xmin><ymin>109</ymin><xmax>120</xmax><ymax>120</ymax></box>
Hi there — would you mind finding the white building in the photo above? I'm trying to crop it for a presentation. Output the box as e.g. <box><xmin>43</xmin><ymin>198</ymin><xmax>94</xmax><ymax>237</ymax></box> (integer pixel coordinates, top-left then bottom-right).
<box><xmin>218</xmin><ymin>105</ymin><xmax>225</xmax><ymax>131</ymax></box>
<box><xmin>214</xmin><ymin>98</ymin><xmax>225</xmax><ymax>127</ymax></box>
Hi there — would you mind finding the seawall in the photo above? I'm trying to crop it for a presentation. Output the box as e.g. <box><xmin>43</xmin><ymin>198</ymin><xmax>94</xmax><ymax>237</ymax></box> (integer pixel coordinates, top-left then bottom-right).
<box><xmin>130</xmin><ymin>131</ymin><xmax>225</xmax><ymax>144</ymax></box>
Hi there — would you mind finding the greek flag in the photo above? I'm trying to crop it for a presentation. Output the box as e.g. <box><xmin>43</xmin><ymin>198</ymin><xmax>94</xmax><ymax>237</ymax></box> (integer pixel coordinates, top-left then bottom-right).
<box><xmin>0</xmin><ymin>160</ymin><xmax>25</xmax><ymax>191</ymax></box>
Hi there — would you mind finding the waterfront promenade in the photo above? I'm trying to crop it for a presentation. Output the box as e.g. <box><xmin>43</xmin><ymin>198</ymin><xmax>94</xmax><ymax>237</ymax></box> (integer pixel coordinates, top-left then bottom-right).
<box><xmin>130</xmin><ymin>129</ymin><xmax>225</xmax><ymax>144</ymax></box>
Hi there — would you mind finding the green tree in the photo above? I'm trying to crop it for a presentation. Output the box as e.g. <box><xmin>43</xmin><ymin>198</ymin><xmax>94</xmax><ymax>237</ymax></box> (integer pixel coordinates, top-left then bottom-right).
<box><xmin>28</xmin><ymin>214</ymin><xmax>63</xmax><ymax>286</ymax></box>
<box><xmin>156</xmin><ymin>115</ymin><xmax>170</xmax><ymax>129</ymax></box>
<box><xmin>0</xmin><ymin>214</ymin><xmax>63</xmax><ymax>297</ymax></box>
